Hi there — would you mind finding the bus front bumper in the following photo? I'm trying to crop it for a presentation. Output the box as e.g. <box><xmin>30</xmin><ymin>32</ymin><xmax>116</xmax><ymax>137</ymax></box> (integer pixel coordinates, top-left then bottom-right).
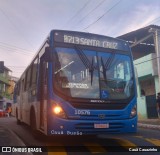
<box><xmin>48</xmin><ymin>116</ymin><xmax>137</xmax><ymax>136</ymax></box>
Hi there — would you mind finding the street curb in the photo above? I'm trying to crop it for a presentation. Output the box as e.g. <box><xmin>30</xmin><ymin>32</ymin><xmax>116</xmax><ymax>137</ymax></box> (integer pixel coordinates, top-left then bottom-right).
<box><xmin>138</xmin><ymin>123</ymin><xmax>160</xmax><ymax>130</ymax></box>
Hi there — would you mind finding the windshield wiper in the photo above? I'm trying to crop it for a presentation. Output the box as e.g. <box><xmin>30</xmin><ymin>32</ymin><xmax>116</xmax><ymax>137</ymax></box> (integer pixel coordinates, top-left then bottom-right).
<box><xmin>101</xmin><ymin>53</ymin><xmax>115</xmax><ymax>82</ymax></box>
<box><xmin>105</xmin><ymin>53</ymin><xmax>115</xmax><ymax>70</ymax></box>
<box><xmin>101</xmin><ymin>57</ymin><xmax>107</xmax><ymax>82</ymax></box>
<box><xmin>75</xmin><ymin>46</ymin><xmax>96</xmax><ymax>85</ymax></box>
<box><xmin>90</xmin><ymin>57</ymin><xmax>94</xmax><ymax>85</ymax></box>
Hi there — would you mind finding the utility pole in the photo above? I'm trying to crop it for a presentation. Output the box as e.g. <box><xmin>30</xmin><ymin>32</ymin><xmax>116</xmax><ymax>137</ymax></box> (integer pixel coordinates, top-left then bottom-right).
<box><xmin>151</xmin><ymin>28</ymin><xmax>160</xmax><ymax>92</ymax></box>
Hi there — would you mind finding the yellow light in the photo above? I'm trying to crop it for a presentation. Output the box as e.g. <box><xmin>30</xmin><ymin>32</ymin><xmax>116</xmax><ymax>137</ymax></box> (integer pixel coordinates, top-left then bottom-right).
<box><xmin>52</xmin><ymin>105</ymin><xmax>67</xmax><ymax>118</ymax></box>
<box><xmin>53</xmin><ymin>106</ymin><xmax>62</xmax><ymax>115</ymax></box>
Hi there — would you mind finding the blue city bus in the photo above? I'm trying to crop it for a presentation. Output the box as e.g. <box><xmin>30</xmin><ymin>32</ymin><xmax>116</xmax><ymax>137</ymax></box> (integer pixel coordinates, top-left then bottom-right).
<box><xmin>14</xmin><ymin>30</ymin><xmax>137</xmax><ymax>136</ymax></box>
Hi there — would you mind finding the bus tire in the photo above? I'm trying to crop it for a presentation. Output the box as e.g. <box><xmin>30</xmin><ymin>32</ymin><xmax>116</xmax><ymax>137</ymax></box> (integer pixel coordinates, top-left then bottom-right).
<box><xmin>17</xmin><ymin>119</ymin><xmax>21</xmax><ymax>125</ymax></box>
<box><xmin>16</xmin><ymin>109</ymin><xmax>21</xmax><ymax>125</ymax></box>
<box><xmin>30</xmin><ymin>109</ymin><xmax>40</xmax><ymax>139</ymax></box>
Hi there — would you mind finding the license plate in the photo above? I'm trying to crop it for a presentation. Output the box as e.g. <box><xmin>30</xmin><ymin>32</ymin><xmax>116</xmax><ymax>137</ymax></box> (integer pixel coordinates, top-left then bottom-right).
<box><xmin>94</xmin><ymin>123</ymin><xmax>109</xmax><ymax>128</ymax></box>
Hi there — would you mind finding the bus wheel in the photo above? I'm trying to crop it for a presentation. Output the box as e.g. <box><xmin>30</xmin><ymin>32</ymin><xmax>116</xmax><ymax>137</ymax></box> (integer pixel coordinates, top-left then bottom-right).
<box><xmin>17</xmin><ymin>119</ymin><xmax>21</xmax><ymax>125</ymax></box>
<box><xmin>30</xmin><ymin>111</ymin><xmax>40</xmax><ymax>139</ymax></box>
<box><xmin>16</xmin><ymin>110</ymin><xmax>21</xmax><ymax>125</ymax></box>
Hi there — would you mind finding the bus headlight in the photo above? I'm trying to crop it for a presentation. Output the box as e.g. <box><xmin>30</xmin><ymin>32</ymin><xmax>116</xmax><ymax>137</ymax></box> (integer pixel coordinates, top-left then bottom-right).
<box><xmin>52</xmin><ymin>106</ymin><xmax>67</xmax><ymax>119</ymax></box>
<box><xmin>130</xmin><ymin>105</ymin><xmax>137</xmax><ymax>118</ymax></box>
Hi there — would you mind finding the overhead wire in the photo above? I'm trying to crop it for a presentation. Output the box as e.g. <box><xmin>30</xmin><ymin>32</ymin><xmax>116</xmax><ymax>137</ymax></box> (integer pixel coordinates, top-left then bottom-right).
<box><xmin>83</xmin><ymin>0</ymin><xmax>122</xmax><ymax>30</ymax></box>
<box><xmin>8</xmin><ymin>56</ymin><xmax>160</xmax><ymax>75</ymax></box>
<box><xmin>7</xmin><ymin>66</ymin><xmax>26</xmax><ymax>68</ymax></box>
<box><xmin>127</xmin><ymin>14</ymin><xmax>160</xmax><ymax>66</ymax></box>
<box><xmin>0</xmin><ymin>6</ymin><xmax>34</xmax><ymax>48</ymax></box>
<box><xmin>0</xmin><ymin>42</ymin><xmax>34</xmax><ymax>53</ymax></box>
<box><xmin>0</xmin><ymin>41</ymin><xmax>35</xmax><ymax>56</ymax></box>
<box><xmin>134</xmin><ymin>55</ymin><xmax>159</xmax><ymax>66</ymax></box>
<box><xmin>119</xmin><ymin>13</ymin><xmax>160</xmax><ymax>36</ymax></box>
<box><xmin>141</xmin><ymin>15</ymin><xmax>160</xmax><ymax>29</ymax></box>
<box><xmin>1</xmin><ymin>1</ymin><xmax>159</xmax><ymax>76</ymax></box>
<box><xmin>0</xmin><ymin>46</ymin><xmax>34</xmax><ymax>56</ymax></box>
<box><xmin>6</xmin><ymin>66</ymin><xmax>27</xmax><ymax>75</ymax></box>
<box><xmin>64</xmin><ymin>0</ymin><xmax>91</xmax><ymax>28</ymax></box>
<box><xmin>0</xmin><ymin>45</ymin><xmax>34</xmax><ymax>55</ymax></box>
<box><xmin>72</xmin><ymin>0</ymin><xmax>106</xmax><ymax>29</ymax></box>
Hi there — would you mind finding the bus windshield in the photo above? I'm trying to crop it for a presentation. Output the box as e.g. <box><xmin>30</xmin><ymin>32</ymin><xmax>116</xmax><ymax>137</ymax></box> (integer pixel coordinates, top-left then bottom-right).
<box><xmin>53</xmin><ymin>46</ymin><xmax>134</xmax><ymax>100</ymax></box>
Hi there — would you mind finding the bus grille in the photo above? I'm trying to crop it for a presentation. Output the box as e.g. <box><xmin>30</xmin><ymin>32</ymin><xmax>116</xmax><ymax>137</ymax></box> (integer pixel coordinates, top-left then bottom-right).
<box><xmin>68</xmin><ymin>114</ymin><xmax>123</xmax><ymax>120</ymax></box>
<box><xmin>75</xmin><ymin>122</ymin><xmax>124</xmax><ymax>133</ymax></box>
<box><xmin>70</xmin><ymin>102</ymin><xmax>127</xmax><ymax>110</ymax></box>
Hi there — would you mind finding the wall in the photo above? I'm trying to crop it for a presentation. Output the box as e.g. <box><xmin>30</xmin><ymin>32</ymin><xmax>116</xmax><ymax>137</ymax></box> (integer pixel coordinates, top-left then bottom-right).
<box><xmin>140</xmin><ymin>78</ymin><xmax>155</xmax><ymax>96</ymax></box>
<box><xmin>134</xmin><ymin>53</ymin><xmax>157</xmax><ymax>77</ymax></box>
<box><xmin>154</xmin><ymin>76</ymin><xmax>159</xmax><ymax>93</ymax></box>
<box><xmin>134</xmin><ymin>53</ymin><xmax>158</xmax><ymax>119</ymax></box>
<box><xmin>137</xmin><ymin>96</ymin><xmax>147</xmax><ymax>119</ymax></box>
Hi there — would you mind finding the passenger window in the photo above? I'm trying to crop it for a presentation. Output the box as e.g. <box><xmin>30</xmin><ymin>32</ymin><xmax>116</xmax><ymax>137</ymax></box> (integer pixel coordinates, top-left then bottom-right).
<box><xmin>31</xmin><ymin>58</ymin><xmax>38</xmax><ymax>86</ymax></box>
<box><xmin>25</xmin><ymin>67</ymin><xmax>32</xmax><ymax>90</ymax></box>
<box><xmin>21</xmin><ymin>79</ymin><xmax>25</xmax><ymax>92</ymax></box>
<box><xmin>17</xmin><ymin>82</ymin><xmax>20</xmax><ymax>95</ymax></box>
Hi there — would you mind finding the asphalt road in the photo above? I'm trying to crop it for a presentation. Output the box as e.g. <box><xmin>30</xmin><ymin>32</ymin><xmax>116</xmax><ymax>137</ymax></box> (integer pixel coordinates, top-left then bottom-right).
<box><xmin>0</xmin><ymin>117</ymin><xmax>160</xmax><ymax>155</ymax></box>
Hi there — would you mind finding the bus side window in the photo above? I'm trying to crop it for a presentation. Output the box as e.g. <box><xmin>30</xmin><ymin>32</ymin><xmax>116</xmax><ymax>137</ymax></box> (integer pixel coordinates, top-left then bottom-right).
<box><xmin>24</xmin><ymin>67</ymin><xmax>32</xmax><ymax>91</ymax></box>
<box><xmin>40</xmin><ymin>61</ymin><xmax>48</xmax><ymax>100</ymax></box>
<box><xmin>38</xmin><ymin>57</ymin><xmax>48</xmax><ymax>101</ymax></box>
<box><xmin>31</xmin><ymin>58</ymin><xmax>38</xmax><ymax>86</ymax></box>
<box><xmin>31</xmin><ymin>58</ymin><xmax>38</xmax><ymax>96</ymax></box>
<box><xmin>21</xmin><ymin>79</ymin><xmax>25</xmax><ymax>92</ymax></box>
<box><xmin>13</xmin><ymin>83</ymin><xmax>18</xmax><ymax>103</ymax></box>
<box><xmin>24</xmin><ymin>71</ymin><xmax>28</xmax><ymax>91</ymax></box>
<box><xmin>18</xmin><ymin>81</ymin><xmax>20</xmax><ymax>95</ymax></box>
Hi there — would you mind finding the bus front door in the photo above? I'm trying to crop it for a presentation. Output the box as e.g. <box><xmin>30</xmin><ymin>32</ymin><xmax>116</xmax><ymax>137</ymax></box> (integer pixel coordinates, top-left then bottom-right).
<box><xmin>39</xmin><ymin>56</ymin><xmax>48</xmax><ymax>130</ymax></box>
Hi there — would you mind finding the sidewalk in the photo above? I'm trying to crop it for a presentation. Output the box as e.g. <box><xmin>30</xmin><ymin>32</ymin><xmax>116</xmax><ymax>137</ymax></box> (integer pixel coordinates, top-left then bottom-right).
<box><xmin>138</xmin><ymin>119</ymin><xmax>160</xmax><ymax>130</ymax></box>
<box><xmin>0</xmin><ymin>125</ymin><xmax>33</xmax><ymax>155</ymax></box>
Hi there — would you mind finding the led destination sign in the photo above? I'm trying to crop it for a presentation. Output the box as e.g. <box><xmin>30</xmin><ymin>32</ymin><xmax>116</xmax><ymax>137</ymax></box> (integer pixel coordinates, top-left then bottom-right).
<box><xmin>53</xmin><ymin>31</ymin><xmax>130</xmax><ymax>51</ymax></box>
<box><xmin>64</xmin><ymin>35</ymin><xmax>118</xmax><ymax>49</ymax></box>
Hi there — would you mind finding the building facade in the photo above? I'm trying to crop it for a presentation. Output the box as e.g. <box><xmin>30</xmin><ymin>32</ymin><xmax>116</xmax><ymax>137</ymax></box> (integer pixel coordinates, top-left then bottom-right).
<box><xmin>134</xmin><ymin>53</ymin><xmax>158</xmax><ymax>119</ymax></box>
<box><xmin>0</xmin><ymin>66</ymin><xmax>12</xmax><ymax>100</ymax></box>
<box><xmin>118</xmin><ymin>25</ymin><xmax>160</xmax><ymax>119</ymax></box>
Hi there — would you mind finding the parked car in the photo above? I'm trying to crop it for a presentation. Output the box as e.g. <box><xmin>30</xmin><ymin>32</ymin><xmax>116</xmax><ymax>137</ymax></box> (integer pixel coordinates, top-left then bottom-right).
<box><xmin>0</xmin><ymin>109</ymin><xmax>5</xmax><ymax>117</ymax></box>
<box><xmin>0</xmin><ymin>98</ymin><xmax>13</xmax><ymax>117</ymax></box>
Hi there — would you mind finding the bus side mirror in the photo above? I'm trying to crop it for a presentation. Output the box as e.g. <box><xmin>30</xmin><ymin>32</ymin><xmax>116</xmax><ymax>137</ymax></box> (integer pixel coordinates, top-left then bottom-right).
<box><xmin>45</xmin><ymin>47</ymin><xmax>53</xmax><ymax>62</ymax></box>
<box><xmin>0</xmin><ymin>61</ymin><xmax>4</xmax><ymax>73</ymax></box>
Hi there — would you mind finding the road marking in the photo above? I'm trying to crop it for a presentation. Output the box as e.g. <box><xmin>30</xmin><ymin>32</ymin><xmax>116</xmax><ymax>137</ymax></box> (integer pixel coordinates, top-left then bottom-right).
<box><xmin>145</xmin><ymin>138</ymin><xmax>160</xmax><ymax>146</ymax></box>
<box><xmin>84</xmin><ymin>142</ymin><xmax>107</xmax><ymax>154</ymax></box>
<box><xmin>48</xmin><ymin>150</ymin><xmax>67</xmax><ymax>155</ymax></box>
<box><xmin>47</xmin><ymin>142</ymin><xmax>67</xmax><ymax>155</ymax></box>
<box><xmin>133</xmin><ymin>136</ymin><xmax>143</xmax><ymax>138</ymax></box>
<box><xmin>114</xmin><ymin>138</ymin><xmax>137</xmax><ymax>150</ymax></box>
